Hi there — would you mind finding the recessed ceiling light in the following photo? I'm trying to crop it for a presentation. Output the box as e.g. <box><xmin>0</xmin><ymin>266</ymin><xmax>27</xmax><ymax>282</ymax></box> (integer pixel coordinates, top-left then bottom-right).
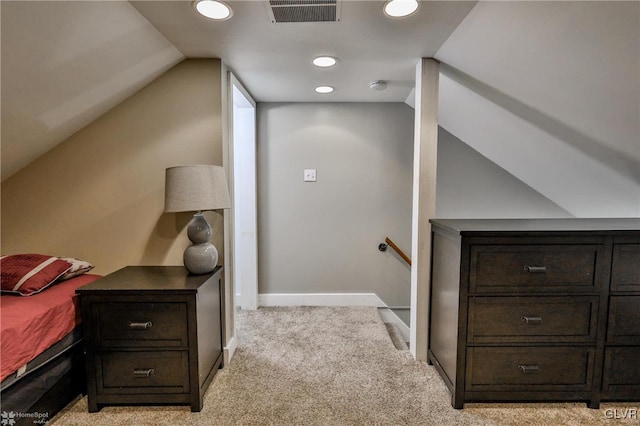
<box><xmin>194</xmin><ymin>0</ymin><xmax>233</xmax><ymax>20</ymax></box>
<box><xmin>313</xmin><ymin>56</ymin><xmax>337</xmax><ymax>68</ymax></box>
<box><xmin>384</xmin><ymin>0</ymin><xmax>419</xmax><ymax>18</ymax></box>
<box><xmin>315</xmin><ymin>86</ymin><xmax>334</xmax><ymax>94</ymax></box>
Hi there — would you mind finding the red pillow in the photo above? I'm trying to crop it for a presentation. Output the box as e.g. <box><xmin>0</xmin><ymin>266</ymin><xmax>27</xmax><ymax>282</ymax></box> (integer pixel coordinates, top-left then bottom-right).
<box><xmin>0</xmin><ymin>254</ymin><xmax>72</xmax><ymax>296</ymax></box>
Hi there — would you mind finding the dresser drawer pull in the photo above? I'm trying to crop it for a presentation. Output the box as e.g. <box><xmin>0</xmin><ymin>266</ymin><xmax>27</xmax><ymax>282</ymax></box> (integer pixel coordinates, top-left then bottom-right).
<box><xmin>129</xmin><ymin>321</ymin><xmax>153</xmax><ymax>330</ymax></box>
<box><xmin>518</xmin><ymin>364</ymin><xmax>539</xmax><ymax>374</ymax></box>
<box><xmin>523</xmin><ymin>265</ymin><xmax>547</xmax><ymax>273</ymax></box>
<box><xmin>132</xmin><ymin>368</ymin><xmax>155</xmax><ymax>378</ymax></box>
<box><xmin>521</xmin><ymin>316</ymin><xmax>543</xmax><ymax>324</ymax></box>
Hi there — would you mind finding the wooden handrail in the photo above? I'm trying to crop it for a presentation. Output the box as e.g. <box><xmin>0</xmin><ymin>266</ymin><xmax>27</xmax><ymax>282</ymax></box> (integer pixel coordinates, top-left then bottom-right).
<box><xmin>383</xmin><ymin>237</ymin><xmax>412</xmax><ymax>266</ymax></box>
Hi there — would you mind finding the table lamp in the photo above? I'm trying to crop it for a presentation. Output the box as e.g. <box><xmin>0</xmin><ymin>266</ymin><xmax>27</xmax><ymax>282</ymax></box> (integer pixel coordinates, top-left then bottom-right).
<box><xmin>164</xmin><ymin>165</ymin><xmax>231</xmax><ymax>274</ymax></box>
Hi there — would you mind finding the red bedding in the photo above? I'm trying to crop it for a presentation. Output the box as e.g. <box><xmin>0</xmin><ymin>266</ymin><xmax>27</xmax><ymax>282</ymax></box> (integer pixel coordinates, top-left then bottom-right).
<box><xmin>0</xmin><ymin>274</ymin><xmax>101</xmax><ymax>381</ymax></box>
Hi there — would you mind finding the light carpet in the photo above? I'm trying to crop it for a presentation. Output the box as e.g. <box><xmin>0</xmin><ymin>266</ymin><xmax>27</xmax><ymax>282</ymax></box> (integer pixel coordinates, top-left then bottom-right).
<box><xmin>52</xmin><ymin>306</ymin><xmax>637</xmax><ymax>425</ymax></box>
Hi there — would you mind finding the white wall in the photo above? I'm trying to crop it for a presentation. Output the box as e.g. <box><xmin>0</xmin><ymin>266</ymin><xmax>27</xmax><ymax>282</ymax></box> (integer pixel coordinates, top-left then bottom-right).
<box><xmin>436</xmin><ymin>128</ymin><xmax>572</xmax><ymax>218</ymax></box>
<box><xmin>257</xmin><ymin>103</ymin><xmax>414</xmax><ymax>307</ymax></box>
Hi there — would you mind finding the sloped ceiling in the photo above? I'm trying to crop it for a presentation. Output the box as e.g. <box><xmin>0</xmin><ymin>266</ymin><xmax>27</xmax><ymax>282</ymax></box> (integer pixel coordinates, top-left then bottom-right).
<box><xmin>435</xmin><ymin>1</ymin><xmax>640</xmax><ymax>217</ymax></box>
<box><xmin>0</xmin><ymin>1</ymin><xmax>184</xmax><ymax>180</ymax></box>
<box><xmin>436</xmin><ymin>1</ymin><xmax>639</xmax><ymax>165</ymax></box>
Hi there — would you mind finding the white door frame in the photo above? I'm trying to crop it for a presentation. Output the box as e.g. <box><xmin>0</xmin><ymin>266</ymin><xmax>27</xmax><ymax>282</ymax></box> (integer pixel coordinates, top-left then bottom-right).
<box><xmin>228</xmin><ymin>72</ymin><xmax>259</xmax><ymax>310</ymax></box>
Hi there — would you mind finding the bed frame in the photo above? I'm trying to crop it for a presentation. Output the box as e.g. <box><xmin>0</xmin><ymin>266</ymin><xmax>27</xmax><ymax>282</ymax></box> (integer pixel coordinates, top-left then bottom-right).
<box><xmin>0</xmin><ymin>332</ymin><xmax>85</xmax><ymax>425</ymax></box>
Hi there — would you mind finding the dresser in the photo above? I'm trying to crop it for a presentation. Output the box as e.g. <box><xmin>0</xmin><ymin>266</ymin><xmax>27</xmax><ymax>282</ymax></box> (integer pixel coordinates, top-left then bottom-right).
<box><xmin>428</xmin><ymin>219</ymin><xmax>640</xmax><ymax>409</ymax></box>
<box><xmin>77</xmin><ymin>266</ymin><xmax>223</xmax><ymax>412</ymax></box>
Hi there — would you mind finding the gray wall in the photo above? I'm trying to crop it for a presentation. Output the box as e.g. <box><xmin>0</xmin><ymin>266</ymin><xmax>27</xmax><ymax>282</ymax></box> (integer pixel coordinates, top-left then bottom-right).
<box><xmin>257</xmin><ymin>103</ymin><xmax>414</xmax><ymax>307</ymax></box>
<box><xmin>256</xmin><ymin>103</ymin><xmax>574</xmax><ymax>306</ymax></box>
<box><xmin>436</xmin><ymin>128</ymin><xmax>572</xmax><ymax>218</ymax></box>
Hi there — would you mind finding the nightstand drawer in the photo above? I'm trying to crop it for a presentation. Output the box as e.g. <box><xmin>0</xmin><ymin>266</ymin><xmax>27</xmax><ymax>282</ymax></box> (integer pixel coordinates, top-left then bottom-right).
<box><xmin>96</xmin><ymin>302</ymin><xmax>188</xmax><ymax>348</ymax></box>
<box><xmin>97</xmin><ymin>351</ymin><xmax>189</xmax><ymax>394</ymax></box>
<box><xmin>468</xmin><ymin>296</ymin><xmax>598</xmax><ymax>344</ymax></box>
<box><xmin>466</xmin><ymin>347</ymin><xmax>594</xmax><ymax>391</ymax></box>
<box><xmin>470</xmin><ymin>245</ymin><xmax>600</xmax><ymax>293</ymax></box>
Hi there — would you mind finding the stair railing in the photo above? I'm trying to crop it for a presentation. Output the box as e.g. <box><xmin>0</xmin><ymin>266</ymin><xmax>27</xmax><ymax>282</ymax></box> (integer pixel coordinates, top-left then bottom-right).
<box><xmin>378</xmin><ymin>237</ymin><xmax>412</xmax><ymax>266</ymax></box>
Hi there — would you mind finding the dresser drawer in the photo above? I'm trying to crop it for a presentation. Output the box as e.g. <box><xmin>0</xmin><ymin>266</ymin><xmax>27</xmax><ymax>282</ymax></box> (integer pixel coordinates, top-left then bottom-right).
<box><xmin>96</xmin><ymin>302</ymin><xmax>188</xmax><ymax>348</ymax></box>
<box><xmin>97</xmin><ymin>351</ymin><xmax>189</xmax><ymax>394</ymax></box>
<box><xmin>470</xmin><ymin>245</ymin><xmax>600</xmax><ymax>293</ymax></box>
<box><xmin>607</xmin><ymin>296</ymin><xmax>640</xmax><ymax>345</ymax></box>
<box><xmin>466</xmin><ymin>347</ymin><xmax>594</xmax><ymax>391</ymax></box>
<box><xmin>468</xmin><ymin>296</ymin><xmax>598</xmax><ymax>344</ymax></box>
<box><xmin>602</xmin><ymin>347</ymin><xmax>640</xmax><ymax>396</ymax></box>
<box><xmin>611</xmin><ymin>244</ymin><xmax>640</xmax><ymax>292</ymax></box>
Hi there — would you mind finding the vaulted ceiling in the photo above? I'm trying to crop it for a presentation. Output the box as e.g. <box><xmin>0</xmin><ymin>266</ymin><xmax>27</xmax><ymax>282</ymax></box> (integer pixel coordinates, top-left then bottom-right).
<box><xmin>2</xmin><ymin>1</ymin><xmax>639</xmax><ymax>216</ymax></box>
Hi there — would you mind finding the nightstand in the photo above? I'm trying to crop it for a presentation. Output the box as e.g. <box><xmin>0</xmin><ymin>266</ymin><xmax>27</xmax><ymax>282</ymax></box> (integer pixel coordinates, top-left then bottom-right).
<box><xmin>76</xmin><ymin>266</ymin><xmax>223</xmax><ymax>412</ymax></box>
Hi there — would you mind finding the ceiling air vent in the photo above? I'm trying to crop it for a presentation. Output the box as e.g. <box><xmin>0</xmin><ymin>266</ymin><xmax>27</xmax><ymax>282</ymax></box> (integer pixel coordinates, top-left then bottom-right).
<box><xmin>266</xmin><ymin>0</ymin><xmax>341</xmax><ymax>24</ymax></box>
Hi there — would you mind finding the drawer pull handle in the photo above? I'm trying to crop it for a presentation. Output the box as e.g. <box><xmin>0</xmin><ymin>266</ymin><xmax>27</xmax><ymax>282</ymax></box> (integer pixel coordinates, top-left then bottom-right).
<box><xmin>132</xmin><ymin>368</ymin><xmax>155</xmax><ymax>377</ymax></box>
<box><xmin>129</xmin><ymin>321</ymin><xmax>153</xmax><ymax>330</ymax></box>
<box><xmin>518</xmin><ymin>364</ymin><xmax>539</xmax><ymax>374</ymax></box>
<box><xmin>521</xmin><ymin>316</ymin><xmax>543</xmax><ymax>324</ymax></box>
<box><xmin>524</xmin><ymin>265</ymin><xmax>547</xmax><ymax>273</ymax></box>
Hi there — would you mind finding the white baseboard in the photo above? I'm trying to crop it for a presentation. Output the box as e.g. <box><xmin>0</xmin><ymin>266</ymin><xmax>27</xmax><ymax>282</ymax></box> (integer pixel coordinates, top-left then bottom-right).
<box><xmin>378</xmin><ymin>308</ymin><xmax>410</xmax><ymax>343</ymax></box>
<box><xmin>223</xmin><ymin>336</ymin><xmax>237</xmax><ymax>367</ymax></box>
<box><xmin>258</xmin><ymin>292</ymin><xmax>410</xmax><ymax>344</ymax></box>
<box><xmin>258</xmin><ymin>292</ymin><xmax>386</xmax><ymax>307</ymax></box>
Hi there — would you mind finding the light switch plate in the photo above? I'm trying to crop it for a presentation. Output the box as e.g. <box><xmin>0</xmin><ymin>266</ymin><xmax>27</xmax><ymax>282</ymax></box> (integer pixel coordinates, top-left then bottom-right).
<box><xmin>304</xmin><ymin>169</ymin><xmax>317</xmax><ymax>182</ymax></box>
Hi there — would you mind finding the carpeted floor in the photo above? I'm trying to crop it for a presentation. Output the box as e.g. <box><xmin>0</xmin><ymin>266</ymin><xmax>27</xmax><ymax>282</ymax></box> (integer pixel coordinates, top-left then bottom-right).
<box><xmin>52</xmin><ymin>306</ymin><xmax>637</xmax><ymax>425</ymax></box>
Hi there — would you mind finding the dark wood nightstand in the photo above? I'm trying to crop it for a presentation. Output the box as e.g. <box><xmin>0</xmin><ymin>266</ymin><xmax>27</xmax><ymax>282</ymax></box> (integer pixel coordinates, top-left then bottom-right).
<box><xmin>76</xmin><ymin>266</ymin><xmax>223</xmax><ymax>412</ymax></box>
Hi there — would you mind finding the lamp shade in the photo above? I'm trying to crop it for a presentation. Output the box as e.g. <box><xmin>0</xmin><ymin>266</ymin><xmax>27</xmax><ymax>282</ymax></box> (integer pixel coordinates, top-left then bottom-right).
<box><xmin>164</xmin><ymin>165</ymin><xmax>231</xmax><ymax>213</ymax></box>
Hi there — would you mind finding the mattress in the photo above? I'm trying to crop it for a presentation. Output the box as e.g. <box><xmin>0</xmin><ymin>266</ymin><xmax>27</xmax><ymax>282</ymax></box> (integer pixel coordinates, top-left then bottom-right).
<box><xmin>1</xmin><ymin>273</ymin><xmax>100</xmax><ymax>382</ymax></box>
<box><xmin>0</xmin><ymin>327</ymin><xmax>81</xmax><ymax>391</ymax></box>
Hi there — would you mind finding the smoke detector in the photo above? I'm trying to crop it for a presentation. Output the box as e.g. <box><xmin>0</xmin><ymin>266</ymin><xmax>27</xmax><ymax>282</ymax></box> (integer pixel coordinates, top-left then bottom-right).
<box><xmin>370</xmin><ymin>80</ymin><xmax>388</xmax><ymax>91</ymax></box>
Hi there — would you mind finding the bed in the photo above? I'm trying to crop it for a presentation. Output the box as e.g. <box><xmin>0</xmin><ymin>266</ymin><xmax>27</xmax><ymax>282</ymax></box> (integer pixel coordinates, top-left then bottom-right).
<box><xmin>1</xmin><ymin>254</ymin><xmax>100</xmax><ymax>425</ymax></box>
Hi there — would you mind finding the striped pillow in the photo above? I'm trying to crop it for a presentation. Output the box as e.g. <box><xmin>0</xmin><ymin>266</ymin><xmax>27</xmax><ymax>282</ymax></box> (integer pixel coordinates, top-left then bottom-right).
<box><xmin>0</xmin><ymin>254</ymin><xmax>72</xmax><ymax>296</ymax></box>
<box><xmin>59</xmin><ymin>257</ymin><xmax>94</xmax><ymax>280</ymax></box>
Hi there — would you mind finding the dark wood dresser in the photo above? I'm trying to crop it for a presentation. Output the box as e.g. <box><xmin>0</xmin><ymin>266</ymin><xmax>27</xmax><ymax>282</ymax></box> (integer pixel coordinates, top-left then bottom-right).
<box><xmin>428</xmin><ymin>219</ymin><xmax>640</xmax><ymax>409</ymax></box>
<box><xmin>77</xmin><ymin>266</ymin><xmax>223</xmax><ymax>412</ymax></box>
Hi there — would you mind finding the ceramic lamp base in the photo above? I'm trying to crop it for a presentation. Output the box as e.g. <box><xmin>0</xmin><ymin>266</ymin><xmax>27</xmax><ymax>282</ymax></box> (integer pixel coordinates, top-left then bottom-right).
<box><xmin>184</xmin><ymin>213</ymin><xmax>218</xmax><ymax>274</ymax></box>
<box><xmin>184</xmin><ymin>243</ymin><xmax>218</xmax><ymax>274</ymax></box>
